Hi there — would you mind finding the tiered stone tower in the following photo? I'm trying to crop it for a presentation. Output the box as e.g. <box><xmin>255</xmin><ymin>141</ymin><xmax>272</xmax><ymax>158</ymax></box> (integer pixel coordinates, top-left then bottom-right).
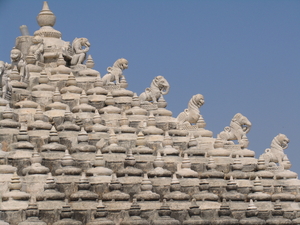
<box><xmin>0</xmin><ymin>2</ymin><xmax>299</xmax><ymax>225</ymax></box>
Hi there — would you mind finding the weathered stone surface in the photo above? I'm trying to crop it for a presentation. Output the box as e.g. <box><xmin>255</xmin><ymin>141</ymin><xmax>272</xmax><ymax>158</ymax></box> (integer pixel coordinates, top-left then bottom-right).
<box><xmin>1</xmin><ymin>1</ymin><xmax>300</xmax><ymax>225</ymax></box>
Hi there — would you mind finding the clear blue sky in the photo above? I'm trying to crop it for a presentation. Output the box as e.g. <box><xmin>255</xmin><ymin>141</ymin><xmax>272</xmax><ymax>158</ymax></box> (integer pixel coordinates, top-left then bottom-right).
<box><xmin>1</xmin><ymin>1</ymin><xmax>300</xmax><ymax>174</ymax></box>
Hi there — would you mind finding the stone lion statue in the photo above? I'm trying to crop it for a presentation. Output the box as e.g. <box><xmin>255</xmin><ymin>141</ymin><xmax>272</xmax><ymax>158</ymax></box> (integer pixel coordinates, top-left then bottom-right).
<box><xmin>176</xmin><ymin>94</ymin><xmax>204</xmax><ymax>125</ymax></box>
<box><xmin>71</xmin><ymin>37</ymin><xmax>90</xmax><ymax>65</ymax></box>
<box><xmin>217</xmin><ymin>113</ymin><xmax>251</xmax><ymax>148</ymax></box>
<box><xmin>102</xmin><ymin>58</ymin><xmax>128</xmax><ymax>85</ymax></box>
<box><xmin>260</xmin><ymin>134</ymin><xmax>290</xmax><ymax>169</ymax></box>
<box><xmin>8</xmin><ymin>48</ymin><xmax>25</xmax><ymax>80</ymax></box>
<box><xmin>139</xmin><ymin>75</ymin><xmax>170</xmax><ymax>104</ymax></box>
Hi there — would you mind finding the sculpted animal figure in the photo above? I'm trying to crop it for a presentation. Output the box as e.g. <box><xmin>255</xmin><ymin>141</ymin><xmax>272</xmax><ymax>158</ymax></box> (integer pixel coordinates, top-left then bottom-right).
<box><xmin>176</xmin><ymin>94</ymin><xmax>204</xmax><ymax>125</ymax></box>
<box><xmin>71</xmin><ymin>37</ymin><xmax>90</xmax><ymax>65</ymax></box>
<box><xmin>8</xmin><ymin>48</ymin><xmax>25</xmax><ymax>81</ymax></box>
<box><xmin>260</xmin><ymin>134</ymin><xmax>290</xmax><ymax>169</ymax></box>
<box><xmin>139</xmin><ymin>75</ymin><xmax>170</xmax><ymax>104</ymax></box>
<box><xmin>102</xmin><ymin>58</ymin><xmax>128</xmax><ymax>85</ymax></box>
<box><xmin>217</xmin><ymin>113</ymin><xmax>251</xmax><ymax>148</ymax></box>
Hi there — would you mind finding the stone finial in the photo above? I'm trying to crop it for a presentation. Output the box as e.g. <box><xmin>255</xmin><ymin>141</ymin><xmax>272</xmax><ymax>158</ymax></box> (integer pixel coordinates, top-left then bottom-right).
<box><xmin>86</xmin><ymin>149</ymin><xmax>113</xmax><ymax>178</ymax></box>
<box><xmin>55</xmin><ymin>150</ymin><xmax>82</xmax><ymax>176</ymax></box>
<box><xmin>140</xmin><ymin>173</ymin><xmax>152</xmax><ymax>191</ymax></box>
<box><xmin>136</xmin><ymin>131</ymin><xmax>146</xmax><ymax>147</ymax></box>
<box><xmin>105</xmin><ymin>91</ymin><xmax>115</xmax><ymax>106</ymax></box>
<box><xmin>131</xmin><ymin>93</ymin><xmax>141</xmax><ymax>107</ymax></box>
<box><xmin>197</xmin><ymin>114</ymin><xmax>206</xmax><ymax>128</ymax></box>
<box><xmin>108</xmin><ymin>129</ymin><xmax>118</xmax><ymax>145</ymax></box>
<box><xmin>247</xmin><ymin>199</ymin><xmax>257</xmax><ymax>211</ymax></box>
<box><xmin>161</xmin><ymin>131</ymin><xmax>179</xmax><ymax>156</ymax></box>
<box><xmin>102</xmin><ymin>173</ymin><xmax>130</xmax><ymax>201</ymax></box>
<box><xmin>92</xmin><ymin>110</ymin><xmax>101</xmax><ymax>124</ymax></box>
<box><xmin>176</xmin><ymin>153</ymin><xmax>198</xmax><ymax>178</ymax></box>
<box><xmin>86</xmin><ymin>55</ymin><xmax>95</xmax><ymax>68</ymax></box>
<box><xmin>36</xmin><ymin>1</ymin><xmax>56</xmax><ymax>27</ymax></box>
<box><xmin>102</xmin><ymin>129</ymin><xmax>126</xmax><ymax>153</ymax></box>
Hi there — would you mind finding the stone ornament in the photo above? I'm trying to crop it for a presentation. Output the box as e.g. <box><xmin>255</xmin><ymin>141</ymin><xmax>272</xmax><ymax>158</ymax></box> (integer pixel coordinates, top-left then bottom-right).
<box><xmin>0</xmin><ymin>1</ymin><xmax>299</xmax><ymax>225</ymax></box>
<box><xmin>176</xmin><ymin>94</ymin><xmax>204</xmax><ymax>125</ymax></box>
<box><xmin>102</xmin><ymin>58</ymin><xmax>129</xmax><ymax>85</ymax></box>
<box><xmin>70</xmin><ymin>38</ymin><xmax>90</xmax><ymax>66</ymax></box>
<box><xmin>217</xmin><ymin>113</ymin><xmax>251</xmax><ymax>148</ymax></box>
<box><xmin>260</xmin><ymin>133</ymin><xmax>290</xmax><ymax>169</ymax></box>
<box><xmin>8</xmin><ymin>48</ymin><xmax>26</xmax><ymax>81</ymax></box>
<box><xmin>139</xmin><ymin>75</ymin><xmax>170</xmax><ymax>104</ymax></box>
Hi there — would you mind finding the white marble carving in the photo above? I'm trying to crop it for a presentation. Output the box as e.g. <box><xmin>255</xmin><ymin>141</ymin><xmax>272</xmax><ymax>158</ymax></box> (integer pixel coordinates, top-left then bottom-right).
<box><xmin>139</xmin><ymin>75</ymin><xmax>170</xmax><ymax>104</ymax></box>
<box><xmin>70</xmin><ymin>37</ymin><xmax>90</xmax><ymax>65</ymax></box>
<box><xmin>260</xmin><ymin>134</ymin><xmax>290</xmax><ymax>169</ymax></box>
<box><xmin>217</xmin><ymin>113</ymin><xmax>251</xmax><ymax>148</ymax></box>
<box><xmin>176</xmin><ymin>94</ymin><xmax>204</xmax><ymax>125</ymax></box>
<box><xmin>102</xmin><ymin>58</ymin><xmax>128</xmax><ymax>85</ymax></box>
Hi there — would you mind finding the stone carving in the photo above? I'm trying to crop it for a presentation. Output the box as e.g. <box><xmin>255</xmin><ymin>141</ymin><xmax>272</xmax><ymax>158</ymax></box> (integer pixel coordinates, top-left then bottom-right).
<box><xmin>260</xmin><ymin>134</ymin><xmax>290</xmax><ymax>169</ymax></box>
<box><xmin>8</xmin><ymin>48</ymin><xmax>26</xmax><ymax>80</ymax></box>
<box><xmin>176</xmin><ymin>94</ymin><xmax>204</xmax><ymax>125</ymax></box>
<box><xmin>0</xmin><ymin>61</ymin><xmax>6</xmax><ymax>94</ymax></box>
<box><xmin>102</xmin><ymin>58</ymin><xmax>128</xmax><ymax>85</ymax></box>
<box><xmin>1</xmin><ymin>2</ymin><xmax>300</xmax><ymax>225</ymax></box>
<box><xmin>217</xmin><ymin>113</ymin><xmax>251</xmax><ymax>148</ymax></box>
<box><xmin>2</xmin><ymin>77</ymin><xmax>12</xmax><ymax>100</ymax></box>
<box><xmin>139</xmin><ymin>75</ymin><xmax>170</xmax><ymax>104</ymax></box>
<box><xmin>70</xmin><ymin>37</ymin><xmax>90</xmax><ymax>65</ymax></box>
<box><xmin>28</xmin><ymin>35</ymin><xmax>44</xmax><ymax>63</ymax></box>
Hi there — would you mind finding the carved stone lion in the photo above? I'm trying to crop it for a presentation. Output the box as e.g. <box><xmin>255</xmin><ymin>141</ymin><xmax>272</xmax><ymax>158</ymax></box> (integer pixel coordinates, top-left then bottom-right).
<box><xmin>8</xmin><ymin>48</ymin><xmax>25</xmax><ymax>80</ymax></box>
<box><xmin>139</xmin><ymin>75</ymin><xmax>170</xmax><ymax>104</ymax></box>
<box><xmin>102</xmin><ymin>58</ymin><xmax>128</xmax><ymax>85</ymax></box>
<box><xmin>260</xmin><ymin>134</ymin><xmax>290</xmax><ymax>169</ymax></box>
<box><xmin>176</xmin><ymin>94</ymin><xmax>204</xmax><ymax>125</ymax></box>
<box><xmin>217</xmin><ymin>113</ymin><xmax>251</xmax><ymax>148</ymax></box>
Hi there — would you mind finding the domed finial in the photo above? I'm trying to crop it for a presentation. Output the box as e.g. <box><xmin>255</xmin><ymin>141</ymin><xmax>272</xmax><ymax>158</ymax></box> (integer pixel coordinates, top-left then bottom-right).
<box><xmin>86</xmin><ymin>55</ymin><xmax>95</xmax><ymax>69</ymax></box>
<box><xmin>248</xmin><ymin>199</ymin><xmax>257</xmax><ymax>210</ymax></box>
<box><xmin>190</xmin><ymin>198</ymin><xmax>199</xmax><ymax>208</ymax></box>
<box><xmin>37</xmin><ymin>1</ymin><xmax>56</xmax><ymax>27</ymax></box>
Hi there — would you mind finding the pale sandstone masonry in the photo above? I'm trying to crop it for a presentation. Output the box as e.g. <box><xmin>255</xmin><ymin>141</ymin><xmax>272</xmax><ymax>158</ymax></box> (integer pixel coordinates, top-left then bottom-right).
<box><xmin>0</xmin><ymin>2</ymin><xmax>299</xmax><ymax>225</ymax></box>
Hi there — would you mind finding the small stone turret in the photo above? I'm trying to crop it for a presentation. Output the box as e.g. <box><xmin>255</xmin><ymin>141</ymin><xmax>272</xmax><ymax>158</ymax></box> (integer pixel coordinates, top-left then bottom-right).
<box><xmin>152</xmin><ymin>199</ymin><xmax>180</xmax><ymax>225</ymax></box>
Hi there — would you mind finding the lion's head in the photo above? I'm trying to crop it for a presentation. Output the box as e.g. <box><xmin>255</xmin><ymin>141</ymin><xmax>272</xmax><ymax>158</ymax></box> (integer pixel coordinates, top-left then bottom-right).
<box><xmin>272</xmin><ymin>133</ymin><xmax>289</xmax><ymax>150</ymax></box>
<box><xmin>191</xmin><ymin>94</ymin><xmax>204</xmax><ymax>108</ymax></box>
<box><xmin>80</xmin><ymin>38</ymin><xmax>90</xmax><ymax>47</ymax></box>
<box><xmin>10</xmin><ymin>48</ymin><xmax>23</xmax><ymax>62</ymax></box>
<box><xmin>113</xmin><ymin>58</ymin><xmax>128</xmax><ymax>70</ymax></box>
